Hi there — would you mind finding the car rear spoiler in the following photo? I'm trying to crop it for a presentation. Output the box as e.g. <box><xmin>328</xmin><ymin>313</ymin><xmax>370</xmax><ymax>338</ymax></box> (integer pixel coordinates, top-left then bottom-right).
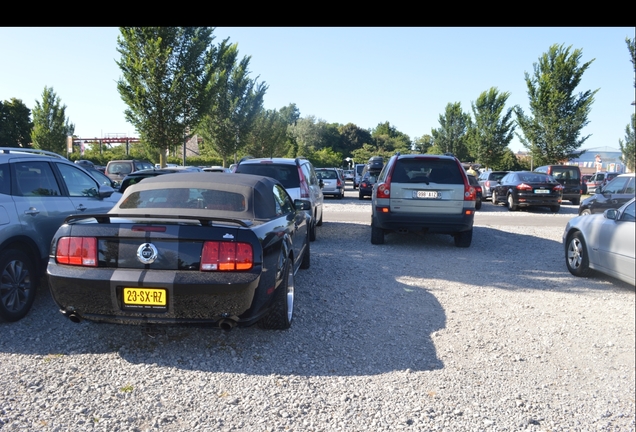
<box><xmin>62</xmin><ymin>213</ymin><xmax>253</xmax><ymax>228</ymax></box>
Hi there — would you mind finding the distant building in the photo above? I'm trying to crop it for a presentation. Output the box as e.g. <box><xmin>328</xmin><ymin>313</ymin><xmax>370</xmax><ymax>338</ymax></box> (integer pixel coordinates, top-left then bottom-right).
<box><xmin>515</xmin><ymin>147</ymin><xmax>628</xmax><ymax>174</ymax></box>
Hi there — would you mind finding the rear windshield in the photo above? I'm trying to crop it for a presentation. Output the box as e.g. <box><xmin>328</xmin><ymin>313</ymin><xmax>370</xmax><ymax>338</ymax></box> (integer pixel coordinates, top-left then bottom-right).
<box><xmin>236</xmin><ymin>163</ymin><xmax>300</xmax><ymax>189</ymax></box>
<box><xmin>488</xmin><ymin>172</ymin><xmax>507</xmax><ymax>181</ymax></box>
<box><xmin>316</xmin><ymin>170</ymin><xmax>338</xmax><ymax>180</ymax></box>
<box><xmin>392</xmin><ymin>158</ymin><xmax>464</xmax><ymax>184</ymax></box>
<box><xmin>550</xmin><ymin>167</ymin><xmax>580</xmax><ymax>180</ymax></box>
<box><xmin>119</xmin><ymin>188</ymin><xmax>246</xmax><ymax>212</ymax></box>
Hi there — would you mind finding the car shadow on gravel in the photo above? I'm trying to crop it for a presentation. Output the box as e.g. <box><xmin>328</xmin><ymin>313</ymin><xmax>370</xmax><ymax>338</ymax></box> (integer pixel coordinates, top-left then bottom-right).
<box><xmin>0</xmin><ymin>220</ymin><xmax>630</xmax><ymax>378</ymax></box>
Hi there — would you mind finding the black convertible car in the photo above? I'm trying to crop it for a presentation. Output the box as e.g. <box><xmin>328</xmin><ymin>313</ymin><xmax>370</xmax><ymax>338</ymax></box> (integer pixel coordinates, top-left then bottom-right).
<box><xmin>47</xmin><ymin>173</ymin><xmax>311</xmax><ymax>330</ymax></box>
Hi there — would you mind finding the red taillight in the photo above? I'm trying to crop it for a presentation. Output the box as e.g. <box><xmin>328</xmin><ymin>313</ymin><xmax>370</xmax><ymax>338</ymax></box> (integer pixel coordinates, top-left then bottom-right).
<box><xmin>337</xmin><ymin>179</ymin><xmax>342</xmax><ymax>187</ymax></box>
<box><xmin>464</xmin><ymin>184</ymin><xmax>476</xmax><ymax>201</ymax></box>
<box><xmin>56</xmin><ymin>237</ymin><xmax>97</xmax><ymax>266</ymax></box>
<box><xmin>361</xmin><ymin>182</ymin><xmax>368</xmax><ymax>188</ymax></box>
<box><xmin>553</xmin><ymin>184</ymin><xmax>564</xmax><ymax>191</ymax></box>
<box><xmin>297</xmin><ymin>165</ymin><xmax>310</xmax><ymax>198</ymax></box>
<box><xmin>516</xmin><ymin>183</ymin><xmax>533</xmax><ymax>191</ymax></box>
<box><xmin>201</xmin><ymin>241</ymin><xmax>253</xmax><ymax>271</ymax></box>
<box><xmin>485</xmin><ymin>180</ymin><xmax>491</xmax><ymax>188</ymax></box>
<box><xmin>376</xmin><ymin>182</ymin><xmax>390</xmax><ymax>197</ymax></box>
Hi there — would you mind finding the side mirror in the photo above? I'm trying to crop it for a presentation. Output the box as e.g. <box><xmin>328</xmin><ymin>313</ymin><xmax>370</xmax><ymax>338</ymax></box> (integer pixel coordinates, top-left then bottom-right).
<box><xmin>98</xmin><ymin>185</ymin><xmax>115</xmax><ymax>198</ymax></box>
<box><xmin>294</xmin><ymin>199</ymin><xmax>311</xmax><ymax>211</ymax></box>
<box><xmin>604</xmin><ymin>208</ymin><xmax>617</xmax><ymax>220</ymax></box>
<box><xmin>319</xmin><ymin>179</ymin><xmax>324</xmax><ymax>188</ymax></box>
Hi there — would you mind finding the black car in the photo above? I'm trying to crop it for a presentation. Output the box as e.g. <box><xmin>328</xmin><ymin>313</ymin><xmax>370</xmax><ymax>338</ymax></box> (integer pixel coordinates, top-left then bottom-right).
<box><xmin>492</xmin><ymin>171</ymin><xmax>563</xmax><ymax>212</ymax></box>
<box><xmin>578</xmin><ymin>173</ymin><xmax>635</xmax><ymax>216</ymax></box>
<box><xmin>47</xmin><ymin>173</ymin><xmax>311</xmax><ymax>330</ymax></box>
<box><xmin>118</xmin><ymin>166</ymin><xmax>203</xmax><ymax>193</ymax></box>
<box><xmin>358</xmin><ymin>170</ymin><xmax>380</xmax><ymax>199</ymax></box>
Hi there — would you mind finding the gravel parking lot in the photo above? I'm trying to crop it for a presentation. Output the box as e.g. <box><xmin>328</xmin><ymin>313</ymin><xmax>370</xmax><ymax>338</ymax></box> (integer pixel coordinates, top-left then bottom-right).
<box><xmin>1</xmin><ymin>190</ymin><xmax>634</xmax><ymax>431</ymax></box>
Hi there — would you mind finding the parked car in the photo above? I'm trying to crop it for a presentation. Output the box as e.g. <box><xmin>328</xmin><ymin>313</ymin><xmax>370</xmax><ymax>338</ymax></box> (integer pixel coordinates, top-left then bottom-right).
<box><xmin>578</xmin><ymin>173</ymin><xmax>635</xmax><ymax>216</ymax></box>
<box><xmin>371</xmin><ymin>153</ymin><xmax>477</xmax><ymax>247</ymax></box>
<box><xmin>47</xmin><ymin>173</ymin><xmax>312</xmax><ymax>330</ymax></box>
<box><xmin>84</xmin><ymin>166</ymin><xmax>119</xmax><ymax>189</ymax></box>
<box><xmin>118</xmin><ymin>166</ymin><xmax>203</xmax><ymax>193</ymax></box>
<box><xmin>467</xmin><ymin>175</ymin><xmax>482</xmax><ymax>210</ymax></box>
<box><xmin>343</xmin><ymin>169</ymin><xmax>354</xmax><ymax>182</ymax></box>
<box><xmin>563</xmin><ymin>197</ymin><xmax>635</xmax><ymax>285</ymax></box>
<box><xmin>534</xmin><ymin>165</ymin><xmax>582</xmax><ymax>205</ymax></box>
<box><xmin>492</xmin><ymin>171</ymin><xmax>563</xmax><ymax>212</ymax></box>
<box><xmin>315</xmin><ymin>168</ymin><xmax>345</xmax><ymax>199</ymax></box>
<box><xmin>358</xmin><ymin>170</ymin><xmax>379</xmax><ymax>200</ymax></box>
<box><xmin>477</xmin><ymin>170</ymin><xmax>508</xmax><ymax>200</ymax></box>
<box><xmin>203</xmin><ymin>166</ymin><xmax>231</xmax><ymax>173</ymax></box>
<box><xmin>353</xmin><ymin>163</ymin><xmax>365</xmax><ymax>189</ymax></box>
<box><xmin>234</xmin><ymin>157</ymin><xmax>323</xmax><ymax>242</ymax></box>
<box><xmin>105</xmin><ymin>159</ymin><xmax>154</xmax><ymax>186</ymax></box>
<box><xmin>581</xmin><ymin>174</ymin><xmax>593</xmax><ymax>195</ymax></box>
<box><xmin>586</xmin><ymin>171</ymin><xmax>620</xmax><ymax>195</ymax></box>
<box><xmin>0</xmin><ymin>147</ymin><xmax>120</xmax><ymax>322</ymax></box>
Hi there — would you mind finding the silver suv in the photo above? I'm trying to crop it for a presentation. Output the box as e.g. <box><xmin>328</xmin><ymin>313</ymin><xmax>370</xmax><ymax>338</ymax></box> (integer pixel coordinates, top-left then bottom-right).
<box><xmin>234</xmin><ymin>157</ymin><xmax>324</xmax><ymax>241</ymax></box>
<box><xmin>0</xmin><ymin>148</ymin><xmax>120</xmax><ymax>322</ymax></box>
<box><xmin>371</xmin><ymin>153</ymin><xmax>477</xmax><ymax>247</ymax></box>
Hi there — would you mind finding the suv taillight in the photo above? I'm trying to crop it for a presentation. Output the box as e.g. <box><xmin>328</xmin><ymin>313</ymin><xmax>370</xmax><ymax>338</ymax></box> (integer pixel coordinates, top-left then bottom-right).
<box><xmin>201</xmin><ymin>241</ymin><xmax>253</xmax><ymax>271</ymax></box>
<box><xmin>297</xmin><ymin>165</ymin><xmax>310</xmax><ymax>198</ymax></box>
<box><xmin>464</xmin><ymin>183</ymin><xmax>476</xmax><ymax>201</ymax></box>
<box><xmin>56</xmin><ymin>237</ymin><xmax>98</xmax><ymax>266</ymax></box>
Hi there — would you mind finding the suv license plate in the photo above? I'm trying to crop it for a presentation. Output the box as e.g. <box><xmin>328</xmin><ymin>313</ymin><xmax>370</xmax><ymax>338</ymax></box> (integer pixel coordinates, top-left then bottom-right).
<box><xmin>123</xmin><ymin>288</ymin><xmax>166</xmax><ymax>306</ymax></box>
<box><xmin>414</xmin><ymin>190</ymin><xmax>440</xmax><ymax>199</ymax></box>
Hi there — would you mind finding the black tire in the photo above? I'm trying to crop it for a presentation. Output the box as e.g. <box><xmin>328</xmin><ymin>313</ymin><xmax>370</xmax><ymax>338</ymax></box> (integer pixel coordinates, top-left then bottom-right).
<box><xmin>338</xmin><ymin>190</ymin><xmax>344</xmax><ymax>199</ymax></box>
<box><xmin>300</xmin><ymin>236</ymin><xmax>310</xmax><ymax>270</ymax></box>
<box><xmin>475</xmin><ymin>197</ymin><xmax>482</xmax><ymax>210</ymax></box>
<box><xmin>454</xmin><ymin>229</ymin><xmax>473</xmax><ymax>248</ymax></box>
<box><xmin>358</xmin><ymin>192</ymin><xmax>364</xmax><ymax>200</ymax></box>
<box><xmin>309</xmin><ymin>219</ymin><xmax>316</xmax><ymax>242</ymax></box>
<box><xmin>507</xmin><ymin>194</ymin><xmax>518</xmax><ymax>211</ymax></box>
<box><xmin>491</xmin><ymin>191</ymin><xmax>498</xmax><ymax>205</ymax></box>
<box><xmin>316</xmin><ymin>210</ymin><xmax>323</xmax><ymax>227</ymax></box>
<box><xmin>258</xmin><ymin>257</ymin><xmax>293</xmax><ymax>330</ymax></box>
<box><xmin>571</xmin><ymin>198</ymin><xmax>580</xmax><ymax>206</ymax></box>
<box><xmin>565</xmin><ymin>231</ymin><xmax>593</xmax><ymax>277</ymax></box>
<box><xmin>551</xmin><ymin>205</ymin><xmax>560</xmax><ymax>213</ymax></box>
<box><xmin>371</xmin><ymin>218</ymin><xmax>385</xmax><ymax>245</ymax></box>
<box><xmin>0</xmin><ymin>249</ymin><xmax>38</xmax><ymax>322</ymax></box>
<box><xmin>580</xmin><ymin>208</ymin><xmax>592</xmax><ymax>216</ymax></box>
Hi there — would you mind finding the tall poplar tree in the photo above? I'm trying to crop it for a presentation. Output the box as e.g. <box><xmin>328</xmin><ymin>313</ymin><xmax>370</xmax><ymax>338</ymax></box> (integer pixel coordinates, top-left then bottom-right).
<box><xmin>31</xmin><ymin>87</ymin><xmax>74</xmax><ymax>154</ymax></box>
<box><xmin>431</xmin><ymin>102</ymin><xmax>471</xmax><ymax>161</ymax></box>
<box><xmin>515</xmin><ymin>44</ymin><xmax>598</xmax><ymax>166</ymax></box>
<box><xmin>0</xmin><ymin>98</ymin><xmax>33</xmax><ymax>147</ymax></box>
<box><xmin>467</xmin><ymin>87</ymin><xmax>516</xmax><ymax>168</ymax></box>
<box><xmin>198</xmin><ymin>44</ymin><xmax>267</xmax><ymax>167</ymax></box>
<box><xmin>116</xmin><ymin>27</ymin><xmax>224</xmax><ymax>167</ymax></box>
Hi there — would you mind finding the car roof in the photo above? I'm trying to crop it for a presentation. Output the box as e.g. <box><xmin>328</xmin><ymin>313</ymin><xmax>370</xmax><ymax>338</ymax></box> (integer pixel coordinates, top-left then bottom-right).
<box><xmin>238</xmin><ymin>157</ymin><xmax>301</xmax><ymax>166</ymax></box>
<box><xmin>117</xmin><ymin>172</ymin><xmax>284</xmax><ymax>220</ymax></box>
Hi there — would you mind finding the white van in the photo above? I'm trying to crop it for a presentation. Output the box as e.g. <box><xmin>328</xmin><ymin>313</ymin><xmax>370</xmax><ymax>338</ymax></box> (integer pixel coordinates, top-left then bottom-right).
<box><xmin>353</xmin><ymin>163</ymin><xmax>365</xmax><ymax>189</ymax></box>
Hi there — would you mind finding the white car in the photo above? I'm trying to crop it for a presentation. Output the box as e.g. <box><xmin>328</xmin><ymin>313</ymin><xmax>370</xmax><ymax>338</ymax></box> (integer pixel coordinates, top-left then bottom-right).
<box><xmin>563</xmin><ymin>197</ymin><xmax>635</xmax><ymax>285</ymax></box>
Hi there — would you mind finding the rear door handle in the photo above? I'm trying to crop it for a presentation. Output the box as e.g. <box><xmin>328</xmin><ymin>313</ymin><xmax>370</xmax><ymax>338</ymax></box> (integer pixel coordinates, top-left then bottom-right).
<box><xmin>24</xmin><ymin>207</ymin><xmax>40</xmax><ymax>216</ymax></box>
<box><xmin>76</xmin><ymin>204</ymin><xmax>88</xmax><ymax>212</ymax></box>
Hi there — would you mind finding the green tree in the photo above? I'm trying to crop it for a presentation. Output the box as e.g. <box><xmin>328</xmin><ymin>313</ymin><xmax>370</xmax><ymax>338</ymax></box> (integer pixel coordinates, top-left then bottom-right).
<box><xmin>338</xmin><ymin>123</ymin><xmax>373</xmax><ymax>156</ymax></box>
<box><xmin>626</xmin><ymin>37</ymin><xmax>635</xmax><ymax>91</ymax></box>
<box><xmin>371</xmin><ymin>121</ymin><xmax>411</xmax><ymax>154</ymax></box>
<box><xmin>116</xmin><ymin>27</ymin><xmax>222</xmax><ymax>167</ymax></box>
<box><xmin>244</xmin><ymin>108</ymin><xmax>289</xmax><ymax>158</ymax></box>
<box><xmin>0</xmin><ymin>98</ymin><xmax>33</xmax><ymax>147</ymax></box>
<box><xmin>619</xmin><ymin>113</ymin><xmax>635</xmax><ymax>172</ymax></box>
<box><xmin>431</xmin><ymin>102</ymin><xmax>471</xmax><ymax>160</ymax></box>
<box><xmin>467</xmin><ymin>88</ymin><xmax>516</xmax><ymax>169</ymax></box>
<box><xmin>198</xmin><ymin>44</ymin><xmax>267</xmax><ymax>167</ymax></box>
<box><xmin>31</xmin><ymin>86</ymin><xmax>74</xmax><ymax>154</ymax></box>
<box><xmin>515</xmin><ymin>44</ymin><xmax>598</xmax><ymax>166</ymax></box>
<box><xmin>279</xmin><ymin>103</ymin><xmax>300</xmax><ymax>125</ymax></box>
<box><xmin>413</xmin><ymin>134</ymin><xmax>434</xmax><ymax>154</ymax></box>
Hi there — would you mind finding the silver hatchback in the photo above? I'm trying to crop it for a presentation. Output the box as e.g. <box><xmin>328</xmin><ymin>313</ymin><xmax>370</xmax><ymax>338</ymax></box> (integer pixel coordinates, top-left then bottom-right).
<box><xmin>315</xmin><ymin>168</ymin><xmax>345</xmax><ymax>199</ymax></box>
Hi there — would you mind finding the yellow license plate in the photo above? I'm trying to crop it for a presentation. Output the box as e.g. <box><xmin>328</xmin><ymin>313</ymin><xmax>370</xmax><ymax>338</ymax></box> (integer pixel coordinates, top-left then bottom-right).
<box><xmin>123</xmin><ymin>288</ymin><xmax>166</xmax><ymax>306</ymax></box>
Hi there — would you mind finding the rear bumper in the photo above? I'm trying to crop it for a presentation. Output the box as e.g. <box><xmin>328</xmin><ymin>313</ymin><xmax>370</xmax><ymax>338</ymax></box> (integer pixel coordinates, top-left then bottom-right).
<box><xmin>374</xmin><ymin>210</ymin><xmax>474</xmax><ymax>234</ymax></box>
<box><xmin>47</xmin><ymin>263</ymin><xmax>264</xmax><ymax>325</ymax></box>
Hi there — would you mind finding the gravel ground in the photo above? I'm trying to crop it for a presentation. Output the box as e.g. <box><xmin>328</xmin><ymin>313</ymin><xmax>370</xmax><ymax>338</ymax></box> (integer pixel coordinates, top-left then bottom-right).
<box><xmin>1</xmin><ymin>198</ymin><xmax>634</xmax><ymax>431</ymax></box>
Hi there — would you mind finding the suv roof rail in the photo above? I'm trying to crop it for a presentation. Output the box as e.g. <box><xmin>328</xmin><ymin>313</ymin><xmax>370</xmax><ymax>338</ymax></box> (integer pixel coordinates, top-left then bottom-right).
<box><xmin>0</xmin><ymin>147</ymin><xmax>68</xmax><ymax>159</ymax></box>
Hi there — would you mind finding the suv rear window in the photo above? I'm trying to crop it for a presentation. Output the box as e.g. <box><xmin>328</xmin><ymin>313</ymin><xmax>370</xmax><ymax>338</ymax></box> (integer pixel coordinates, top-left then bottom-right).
<box><xmin>392</xmin><ymin>158</ymin><xmax>463</xmax><ymax>184</ymax></box>
<box><xmin>236</xmin><ymin>163</ymin><xmax>300</xmax><ymax>189</ymax></box>
<box><xmin>550</xmin><ymin>167</ymin><xmax>580</xmax><ymax>180</ymax></box>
